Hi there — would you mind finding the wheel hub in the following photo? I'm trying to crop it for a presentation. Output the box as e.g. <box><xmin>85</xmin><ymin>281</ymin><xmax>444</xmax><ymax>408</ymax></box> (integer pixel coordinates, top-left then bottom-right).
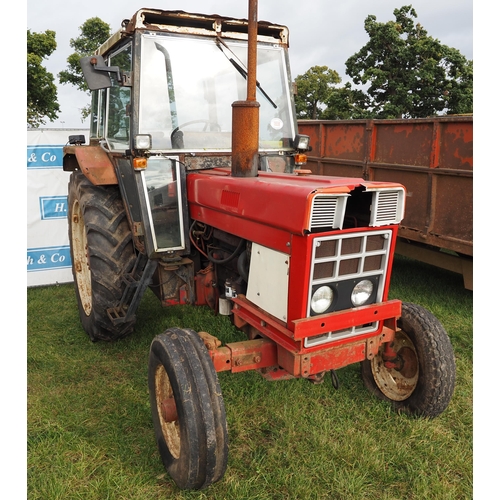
<box><xmin>155</xmin><ymin>365</ymin><xmax>181</xmax><ymax>459</ymax></box>
<box><xmin>71</xmin><ymin>200</ymin><xmax>92</xmax><ymax>316</ymax></box>
<box><xmin>371</xmin><ymin>330</ymin><xmax>419</xmax><ymax>401</ymax></box>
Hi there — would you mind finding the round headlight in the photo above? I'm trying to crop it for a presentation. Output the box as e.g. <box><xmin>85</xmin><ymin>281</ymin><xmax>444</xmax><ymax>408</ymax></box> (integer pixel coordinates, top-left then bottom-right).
<box><xmin>311</xmin><ymin>286</ymin><xmax>334</xmax><ymax>314</ymax></box>
<box><xmin>351</xmin><ymin>279</ymin><xmax>374</xmax><ymax>307</ymax></box>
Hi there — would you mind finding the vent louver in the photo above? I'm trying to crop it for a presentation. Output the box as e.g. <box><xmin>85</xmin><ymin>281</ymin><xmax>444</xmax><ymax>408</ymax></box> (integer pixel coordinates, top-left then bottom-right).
<box><xmin>309</xmin><ymin>194</ymin><xmax>348</xmax><ymax>231</ymax></box>
<box><xmin>370</xmin><ymin>189</ymin><xmax>405</xmax><ymax>227</ymax></box>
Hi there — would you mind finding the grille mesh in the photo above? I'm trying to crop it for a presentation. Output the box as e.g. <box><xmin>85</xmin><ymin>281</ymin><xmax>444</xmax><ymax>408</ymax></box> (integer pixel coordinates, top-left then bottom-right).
<box><xmin>311</xmin><ymin>232</ymin><xmax>390</xmax><ymax>282</ymax></box>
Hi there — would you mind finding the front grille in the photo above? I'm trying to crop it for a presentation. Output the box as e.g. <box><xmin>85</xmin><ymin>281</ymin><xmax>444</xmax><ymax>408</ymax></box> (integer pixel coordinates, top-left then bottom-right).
<box><xmin>304</xmin><ymin>229</ymin><xmax>392</xmax><ymax>347</ymax></box>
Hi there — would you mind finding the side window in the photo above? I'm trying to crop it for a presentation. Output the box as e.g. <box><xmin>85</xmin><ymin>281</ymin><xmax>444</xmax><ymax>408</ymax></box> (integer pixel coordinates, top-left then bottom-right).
<box><xmin>106</xmin><ymin>44</ymin><xmax>132</xmax><ymax>149</ymax></box>
<box><xmin>90</xmin><ymin>89</ymin><xmax>105</xmax><ymax>138</ymax></box>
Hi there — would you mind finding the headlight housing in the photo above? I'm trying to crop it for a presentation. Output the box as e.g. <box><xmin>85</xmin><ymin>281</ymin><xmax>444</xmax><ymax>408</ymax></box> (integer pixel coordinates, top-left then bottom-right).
<box><xmin>311</xmin><ymin>286</ymin><xmax>334</xmax><ymax>314</ymax></box>
<box><xmin>134</xmin><ymin>134</ymin><xmax>152</xmax><ymax>150</ymax></box>
<box><xmin>351</xmin><ymin>279</ymin><xmax>374</xmax><ymax>307</ymax></box>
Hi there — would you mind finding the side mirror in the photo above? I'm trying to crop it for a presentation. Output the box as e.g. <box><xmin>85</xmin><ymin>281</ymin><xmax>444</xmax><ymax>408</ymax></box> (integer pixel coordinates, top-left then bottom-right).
<box><xmin>80</xmin><ymin>55</ymin><xmax>123</xmax><ymax>90</ymax></box>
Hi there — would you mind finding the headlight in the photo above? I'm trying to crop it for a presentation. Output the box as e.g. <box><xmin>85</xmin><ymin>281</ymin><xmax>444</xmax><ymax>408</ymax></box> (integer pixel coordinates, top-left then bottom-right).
<box><xmin>351</xmin><ymin>279</ymin><xmax>374</xmax><ymax>307</ymax></box>
<box><xmin>311</xmin><ymin>286</ymin><xmax>334</xmax><ymax>314</ymax></box>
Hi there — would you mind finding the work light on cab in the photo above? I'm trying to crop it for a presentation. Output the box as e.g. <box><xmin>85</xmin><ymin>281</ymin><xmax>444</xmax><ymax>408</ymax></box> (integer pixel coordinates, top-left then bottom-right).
<box><xmin>294</xmin><ymin>134</ymin><xmax>310</xmax><ymax>151</ymax></box>
<box><xmin>134</xmin><ymin>134</ymin><xmax>152</xmax><ymax>150</ymax></box>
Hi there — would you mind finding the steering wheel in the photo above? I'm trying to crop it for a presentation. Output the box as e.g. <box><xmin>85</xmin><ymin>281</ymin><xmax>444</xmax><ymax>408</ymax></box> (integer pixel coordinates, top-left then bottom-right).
<box><xmin>170</xmin><ymin>120</ymin><xmax>222</xmax><ymax>149</ymax></box>
<box><xmin>171</xmin><ymin>119</ymin><xmax>220</xmax><ymax>138</ymax></box>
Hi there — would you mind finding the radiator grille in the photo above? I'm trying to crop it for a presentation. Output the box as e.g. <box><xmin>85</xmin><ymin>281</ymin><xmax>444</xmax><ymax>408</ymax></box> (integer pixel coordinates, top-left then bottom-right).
<box><xmin>305</xmin><ymin>230</ymin><xmax>392</xmax><ymax>347</ymax></box>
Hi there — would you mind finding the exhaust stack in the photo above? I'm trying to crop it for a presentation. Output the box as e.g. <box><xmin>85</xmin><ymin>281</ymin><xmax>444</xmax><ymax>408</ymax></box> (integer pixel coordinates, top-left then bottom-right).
<box><xmin>231</xmin><ymin>0</ymin><xmax>260</xmax><ymax>177</ymax></box>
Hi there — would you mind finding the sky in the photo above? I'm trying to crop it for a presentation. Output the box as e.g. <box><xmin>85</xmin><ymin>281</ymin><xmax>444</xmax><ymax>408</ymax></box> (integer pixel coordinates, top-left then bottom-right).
<box><xmin>27</xmin><ymin>0</ymin><xmax>474</xmax><ymax>129</ymax></box>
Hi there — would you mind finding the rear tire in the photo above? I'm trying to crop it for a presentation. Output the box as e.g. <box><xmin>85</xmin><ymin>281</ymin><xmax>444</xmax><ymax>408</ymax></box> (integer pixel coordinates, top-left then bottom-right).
<box><xmin>68</xmin><ymin>171</ymin><xmax>136</xmax><ymax>341</ymax></box>
<box><xmin>148</xmin><ymin>328</ymin><xmax>228</xmax><ymax>490</ymax></box>
<box><xmin>361</xmin><ymin>302</ymin><xmax>456</xmax><ymax>418</ymax></box>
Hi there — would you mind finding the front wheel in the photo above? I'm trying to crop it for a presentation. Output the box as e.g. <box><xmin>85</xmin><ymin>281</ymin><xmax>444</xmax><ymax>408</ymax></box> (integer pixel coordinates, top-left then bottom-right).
<box><xmin>361</xmin><ymin>302</ymin><xmax>456</xmax><ymax>418</ymax></box>
<box><xmin>148</xmin><ymin>328</ymin><xmax>228</xmax><ymax>490</ymax></box>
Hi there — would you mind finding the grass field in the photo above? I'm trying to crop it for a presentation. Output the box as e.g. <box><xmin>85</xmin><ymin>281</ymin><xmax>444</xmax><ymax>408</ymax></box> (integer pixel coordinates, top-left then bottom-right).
<box><xmin>27</xmin><ymin>255</ymin><xmax>473</xmax><ymax>499</ymax></box>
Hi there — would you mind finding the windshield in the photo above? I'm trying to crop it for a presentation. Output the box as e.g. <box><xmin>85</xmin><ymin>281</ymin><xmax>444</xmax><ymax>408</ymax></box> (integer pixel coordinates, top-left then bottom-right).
<box><xmin>138</xmin><ymin>33</ymin><xmax>296</xmax><ymax>151</ymax></box>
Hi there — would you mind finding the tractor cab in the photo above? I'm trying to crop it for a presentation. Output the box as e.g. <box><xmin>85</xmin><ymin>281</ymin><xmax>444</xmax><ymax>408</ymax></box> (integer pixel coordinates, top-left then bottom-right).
<box><xmin>81</xmin><ymin>8</ymin><xmax>301</xmax><ymax>169</ymax></box>
<box><xmin>72</xmin><ymin>8</ymin><xmax>309</xmax><ymax>258</ymax></box>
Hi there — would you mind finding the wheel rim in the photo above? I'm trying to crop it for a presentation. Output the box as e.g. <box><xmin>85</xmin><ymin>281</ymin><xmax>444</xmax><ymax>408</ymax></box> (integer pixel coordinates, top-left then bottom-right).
<box><xmin>71</xmin><ymin>199</ymin><xmax>92</xmax><ymax>316</ymax></box>
<box><xmin>370</xmin><ymin>330</ymin><xmax>419</xmax><ymax>401</ymax></box>
<box><xmin>155</xmin><ymin>364</ymin><xmax>181</xmax><ymax>459</ymax></box>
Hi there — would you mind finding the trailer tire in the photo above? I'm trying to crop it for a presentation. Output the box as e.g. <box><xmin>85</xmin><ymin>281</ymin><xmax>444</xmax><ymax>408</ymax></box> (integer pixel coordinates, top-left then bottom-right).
<box><xmin>361</xmin><ymin>303</ymin><xmax>456</xmax><ymax>418</ymax></box>
<box><xmin>68</xmin><ymin>171</ymin><xmax>136</xmax><ymax>341</ymax></box>
<box><xmin>148</xmin><ymin>328</ymin><xmax>228</xmax><ymax>490</ymax></box>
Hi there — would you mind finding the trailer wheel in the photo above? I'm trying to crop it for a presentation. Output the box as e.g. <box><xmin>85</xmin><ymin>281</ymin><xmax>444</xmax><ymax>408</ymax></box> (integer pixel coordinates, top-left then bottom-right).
<box><xmin>148</xmin><ymin>328</ymin><xmax>228</xmax><ymax>490</ymax></box>
<box><xmin>68</xmin><ymin>171</ymin><xmax>136</xmax><ymax>341</ymax></box>
<box><xmin>361</xmin><ymin>303</ymin><xmax>456</xmax><ymax>418</ymax></box>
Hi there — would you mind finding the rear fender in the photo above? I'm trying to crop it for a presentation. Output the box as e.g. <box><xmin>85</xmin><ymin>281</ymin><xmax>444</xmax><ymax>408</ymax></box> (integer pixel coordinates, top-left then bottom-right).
<box><xmin>63</xmin><ymin>145</ymin><xmax>118</xmax><ymax>185</ymax></box>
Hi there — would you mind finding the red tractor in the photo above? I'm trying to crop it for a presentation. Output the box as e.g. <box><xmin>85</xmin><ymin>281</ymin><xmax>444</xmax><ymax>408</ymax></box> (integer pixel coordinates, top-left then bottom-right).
<box><xmin>63</xmin><ymin>4</ymin><xmax>456</xmax><ymax>490</ymax></box>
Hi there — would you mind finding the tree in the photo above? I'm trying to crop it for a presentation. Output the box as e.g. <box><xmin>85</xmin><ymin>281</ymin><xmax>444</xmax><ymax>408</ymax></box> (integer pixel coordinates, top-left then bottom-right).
<box><xmin>58</xmin><ymin>17</ymin><xmax>111</xmax><ymax>118</ymax></box>
<box><xmin>322</xmin><ymin>83</ymin><xmax>371</xmax><ymax>120</ymax></box>
<box><xmin>295</xmin><ymin>65</ymin><xmax>341</xmax><ymax>119</ymax></box>
<box><xmin>345</xmin><ymin>5</ymin><xmax>473</xmax><ymax>118</ymax></box>
<box><xmin>27</xmin><ymin>30</ymin><xmax>60</xmax><ymax>127</ymax></box>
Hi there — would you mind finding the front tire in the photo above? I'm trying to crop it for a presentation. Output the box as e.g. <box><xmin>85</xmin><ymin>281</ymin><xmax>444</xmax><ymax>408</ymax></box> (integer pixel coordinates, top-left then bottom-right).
<box><xmin>148</xmin><ymin>328</ymin><xmax>228</xmax><ymax>490</ymax></box>
<box><xmin>361</xmin><ymin>302</ymin><xmax>456</xmax><ymax>418</ymax></box>
<box><xmin>68</xmin><ymin>171</ymin><xmax>136</xmax><ymax>341</ymax></box>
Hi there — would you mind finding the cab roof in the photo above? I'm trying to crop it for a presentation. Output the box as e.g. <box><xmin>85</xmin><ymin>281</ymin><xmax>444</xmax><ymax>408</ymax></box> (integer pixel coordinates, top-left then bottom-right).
<box><xmin>97</xmin><ymin>8</ymin><xmax>289</xmax><ymax>56</ymax></box>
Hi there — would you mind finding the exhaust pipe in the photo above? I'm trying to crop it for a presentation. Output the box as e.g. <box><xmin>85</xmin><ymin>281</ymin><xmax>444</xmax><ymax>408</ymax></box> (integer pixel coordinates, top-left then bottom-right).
<box><xmin>231</xmin><ymin>0</ymin><xmax>259</xmax><ymax>177</ymax></box>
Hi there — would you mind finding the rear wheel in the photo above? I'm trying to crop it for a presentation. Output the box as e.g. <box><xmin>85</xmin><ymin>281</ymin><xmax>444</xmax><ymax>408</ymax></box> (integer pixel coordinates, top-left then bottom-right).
<box><xmin>148</xmin><ymin>328</ymin><xmax>228</xmax><ymax>490</ymax></box>
<box><xmin>68</xmin><ymin>171</ymin><xmax>136</xmax><ymax>341</ymax></box>
<box><xmin>361</xmin><ymin>302</ymin><xmax>456</xmax><ymax>418</ymax></box>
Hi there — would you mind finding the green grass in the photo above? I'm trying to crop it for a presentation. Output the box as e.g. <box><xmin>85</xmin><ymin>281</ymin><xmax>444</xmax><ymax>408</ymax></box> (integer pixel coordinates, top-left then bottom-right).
<box><xmin>27</xmin><ymin>255</ymin><xmax>472</xmax><ymax>499</ymax></box>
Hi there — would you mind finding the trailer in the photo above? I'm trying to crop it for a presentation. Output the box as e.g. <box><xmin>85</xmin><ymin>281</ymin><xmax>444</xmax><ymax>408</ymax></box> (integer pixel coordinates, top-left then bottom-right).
<box><xmin>298</xmin><ymin>116</ymin><xmax>473</xmax><ymax>289</ymax></box>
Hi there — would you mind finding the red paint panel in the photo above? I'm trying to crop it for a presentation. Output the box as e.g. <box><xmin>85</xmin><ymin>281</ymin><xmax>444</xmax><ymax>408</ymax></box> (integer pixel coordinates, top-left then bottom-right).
<box><xmin>432</xmin><ymin>174</ymin><xmax>473</xmax><ymax>242</ymax></box>
<box><xmin>324</xmin><ymin>122</ymin><xmax>366</xmax><ymax>160</ymax></box>
<box><xmin>190</xmin><ymin>205</ymin><xmax>293</xmax><ymax>254</ymax></box>
<box><xmin>287</xmin><ymin>233</ymin><xmax>314</xmax><ymax>321</ymax></box>
<box><xmin>187</xmin><ymin>167</ymin><xmax>363</xmax><ymax>237</ymax></box>
<box><xmin>291</xmin><ymin>300</ymin><xmax>402</xmax><ymax>340</ymax></box>
<box><xmin>307</xmin><ymin>341</ymin><xmax>368</xmax><ymax>373</ymax></box>
<box><xmin>439</xmin><ymin>121</ymin><xmax>473</xmax><ymax>171</ymax></box>
<box><xmin>374</xmin><ymin>123</ymin><xmax>433</xmax><ymax>167</ymax></box>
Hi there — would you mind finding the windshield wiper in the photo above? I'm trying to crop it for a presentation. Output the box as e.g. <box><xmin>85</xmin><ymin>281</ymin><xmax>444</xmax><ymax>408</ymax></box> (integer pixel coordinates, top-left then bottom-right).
<box><xmin>216</xmin><ymin>38</ymin><xmax>277</xmax><ymax>109</ymax></box>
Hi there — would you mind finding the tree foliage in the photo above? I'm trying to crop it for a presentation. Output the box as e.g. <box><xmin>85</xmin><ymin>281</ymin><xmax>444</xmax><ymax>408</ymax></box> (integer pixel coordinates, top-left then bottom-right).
<box><xmin>295</xmin><ymin>6</ymin><xmax>472</xmax><ymax>120</ymax></box>
<box><xmin>58</xmin><ymin>17</ymin><xmax>111</xmax><ymax>119</ymax></box>
<box><xmin>322</xmin><ymin>83</ymin><xmax>371</xmax><ymax>120</ymax></box>
<box><xmin>345</xmin><ymin>5</ymin><xmax>473</xmax><ymax>118</ymax></box>
<box><xmin>27</xmin><ymin>29</ymin><xmax>60</xmax><ymax>127</ymax></box>
<box><xmin>295</xmin><ymin>66</ymin><xmax>341</xmax><ymax>119</ymax></box>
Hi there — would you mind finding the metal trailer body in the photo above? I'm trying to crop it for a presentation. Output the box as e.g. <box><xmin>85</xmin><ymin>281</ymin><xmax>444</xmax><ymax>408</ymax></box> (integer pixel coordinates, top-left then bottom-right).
<box><xmin>298</xmin><ymin>117</ymin><xmax>473</xmax><ymax>289</ymax></box>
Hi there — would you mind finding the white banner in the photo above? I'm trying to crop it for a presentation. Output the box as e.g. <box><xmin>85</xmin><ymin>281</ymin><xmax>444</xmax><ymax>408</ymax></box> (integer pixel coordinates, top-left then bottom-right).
<box><xmin>27</xmin><ymin>129</ymin><xmax>89</xmax><ymax>287</ymax></box>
